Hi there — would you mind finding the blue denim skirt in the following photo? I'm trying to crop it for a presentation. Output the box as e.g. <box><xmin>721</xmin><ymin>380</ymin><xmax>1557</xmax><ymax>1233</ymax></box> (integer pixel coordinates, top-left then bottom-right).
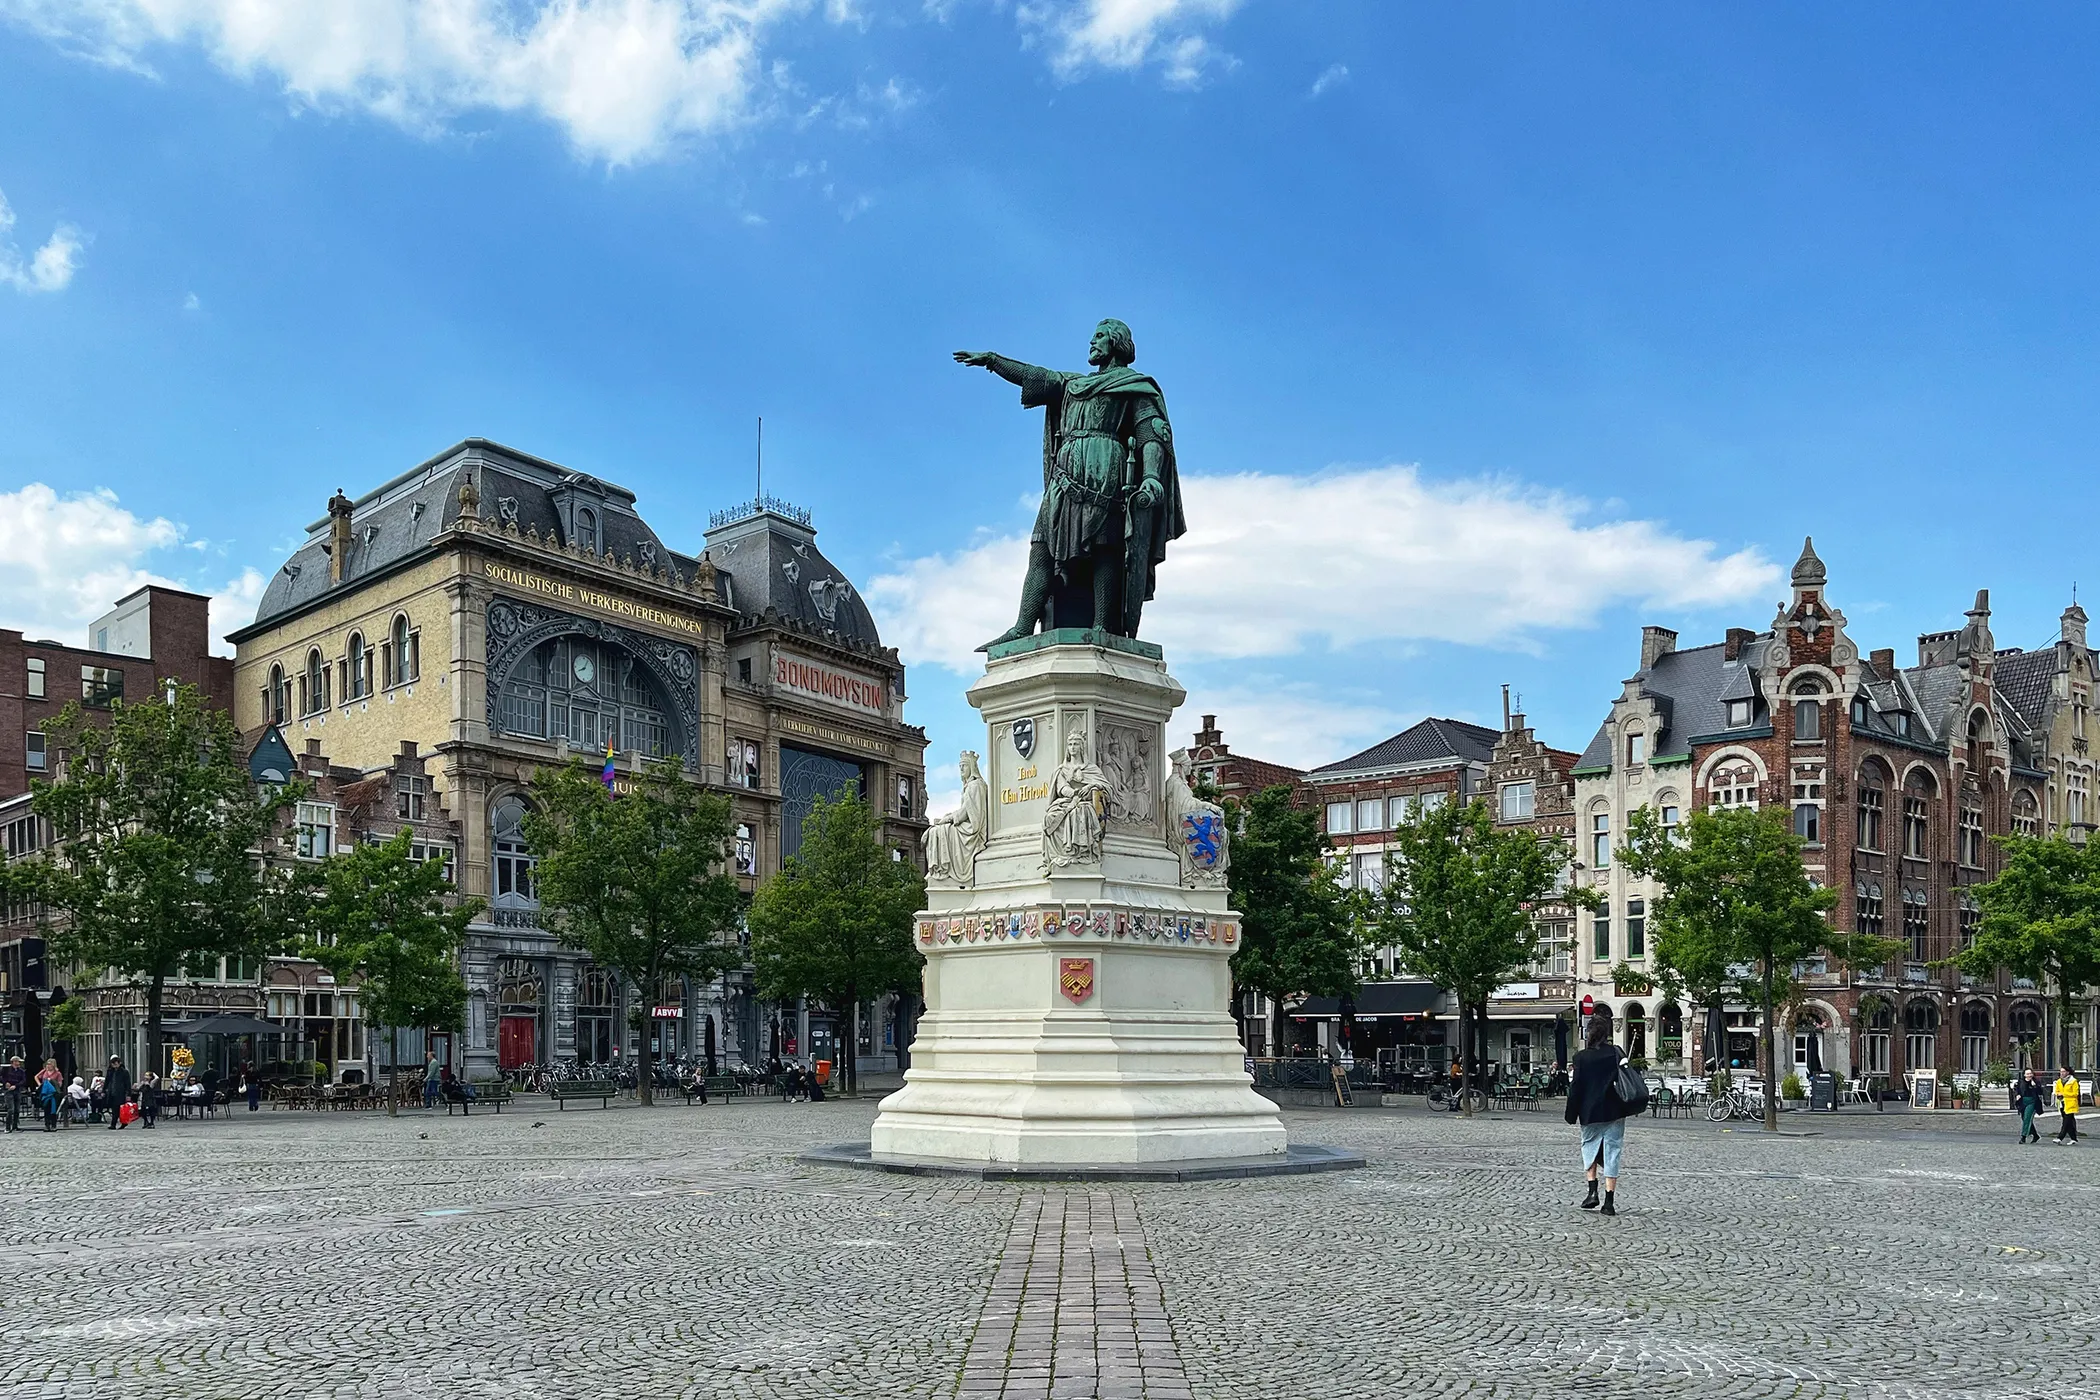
<box><xmin>1580</xmin><ymin>1117</ymin><xmax>1625</xmax><ymax>1176</ymax></box>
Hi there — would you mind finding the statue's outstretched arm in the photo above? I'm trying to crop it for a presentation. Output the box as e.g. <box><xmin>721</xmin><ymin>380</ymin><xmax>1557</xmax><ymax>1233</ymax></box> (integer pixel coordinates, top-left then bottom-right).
<box><xmin>952</xmin><ymin>351</ymin><xmax>1040</xmax><ymax>387</ymax></box>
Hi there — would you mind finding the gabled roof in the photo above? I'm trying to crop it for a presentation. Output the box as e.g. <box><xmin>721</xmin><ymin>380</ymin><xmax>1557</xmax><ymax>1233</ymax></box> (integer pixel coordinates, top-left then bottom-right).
<box><xmin>1309</xmin><ymin>717</ymin><xmax>1499</xmax><ymax>778</ymax></box>
<box><xmin>1994</xmin><ymin>647</ymin><xmax>2059</xmax><ymax>727</ymax></box>
<box><xmin>1575</xmin><ymin>638</ymin><xmax>1766</xmax><ymax>771</ymax></box>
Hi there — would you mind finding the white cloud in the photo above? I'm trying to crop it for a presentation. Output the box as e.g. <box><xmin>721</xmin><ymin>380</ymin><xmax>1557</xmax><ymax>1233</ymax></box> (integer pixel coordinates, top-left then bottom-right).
<box><xmin>1018</xmin><ymin>0</ymin><xmax>1243</xmax><ymax>87</ymax></box>
<box><xmin>0</xmin><ymin>186</ymin><xmax>83</xmax><ymax>293</ymax></box>
<box><xmin>1</xmin><ymin>0</ymin><xmax>832</xmax><ymax>165</ymax></box>
<box><xmin>1308</xmin><ymin>61</ymin><xmax>1347</xmax><ymax>98</ymax></box>
<box><xmin>866</xmin><ymin>465</ymin><xmax>1783</xmax><ymax>673</ymax></box>
<box><xmin>0</xmin><ymin>484</ymin><xmax>260</xmax><ymax>656</ymax></box>
<box><xmin>182</xmin><ymin>290</ymin><xmax>201</xmax><ymax>311</ymax></box>
<box><xmin>1174</xmin><ymin>682</ymin><xmax>1399</xmax><ymax>772</ymax></box>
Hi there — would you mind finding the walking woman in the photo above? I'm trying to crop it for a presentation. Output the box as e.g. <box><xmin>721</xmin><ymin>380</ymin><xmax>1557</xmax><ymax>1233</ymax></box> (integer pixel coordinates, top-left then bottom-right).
<box><xmin>1565</xmin><ymin>1012</ymin><xmax>1633</xmax><ymax>1215</ymax></box>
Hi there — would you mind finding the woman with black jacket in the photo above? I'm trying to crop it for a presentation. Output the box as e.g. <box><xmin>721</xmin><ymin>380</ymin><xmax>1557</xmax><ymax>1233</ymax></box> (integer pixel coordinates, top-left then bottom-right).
<box><xmin>1564</xmin><ymin>1013</ymin><xmax>1632</xmax><ymax>1215</ymax></box>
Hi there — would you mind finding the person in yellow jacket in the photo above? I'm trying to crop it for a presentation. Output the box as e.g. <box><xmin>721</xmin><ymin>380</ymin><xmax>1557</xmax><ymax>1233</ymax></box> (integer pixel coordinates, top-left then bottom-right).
<box><xmin>2055</xmin><ymin>1067</ymin><xmax>2082</xmax><ymax>1145</ymax></box>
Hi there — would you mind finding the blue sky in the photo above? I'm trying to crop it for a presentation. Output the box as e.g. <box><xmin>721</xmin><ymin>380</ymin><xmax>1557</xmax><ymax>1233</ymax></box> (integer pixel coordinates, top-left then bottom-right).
<box><xmin>5</xmin><ymin>3</ymin><xmax>2100</xmax><ymax>808</ymax></box>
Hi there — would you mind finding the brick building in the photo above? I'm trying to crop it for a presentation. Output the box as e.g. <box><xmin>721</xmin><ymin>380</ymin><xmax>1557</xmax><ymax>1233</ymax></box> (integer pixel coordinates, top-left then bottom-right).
<box><xmin>0</xmin><ymin>586</ymin><xmax>232</xmax><ymax>1062</ymax></box>
<box><xmin>1571</xmin><ymin>540</ymin><xmax>2061</xmax><ymax>1085</ymax></box>
<box><xmin>1184</xmin><ymin>714</ymin><xmax>1304</xmax><ymax>805</ymax></box>
<box><xmin>1481</xmin><ymin>693</ymin><xmax>1582</xmax><ymax>1070</ymax></box>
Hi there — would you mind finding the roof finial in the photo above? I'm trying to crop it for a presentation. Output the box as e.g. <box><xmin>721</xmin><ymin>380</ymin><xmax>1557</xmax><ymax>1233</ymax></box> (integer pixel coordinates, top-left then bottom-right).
<box><xmin>1790</xmin><ymin>535</ymin><xmax>1826</xmax><ymax>588</ymax></box>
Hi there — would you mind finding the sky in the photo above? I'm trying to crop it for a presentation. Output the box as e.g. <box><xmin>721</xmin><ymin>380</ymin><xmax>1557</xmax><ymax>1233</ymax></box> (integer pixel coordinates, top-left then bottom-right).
<box><xmin>5</xmin><ymin>3</ymin><xmax>2100</xmax><ymax>813</ymax></box>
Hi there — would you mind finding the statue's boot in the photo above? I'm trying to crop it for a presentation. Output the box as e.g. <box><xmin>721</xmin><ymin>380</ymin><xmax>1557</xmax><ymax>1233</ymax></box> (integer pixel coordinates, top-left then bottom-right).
<box><xmin>978</xmin><ymin>624</ymin><xmax>1034</xmax><ymax>652</ymax></box>
<box><xmin>979</xmin><ymin>554</ymin><xmax>1052</xmax><ymax>652</ymax></box>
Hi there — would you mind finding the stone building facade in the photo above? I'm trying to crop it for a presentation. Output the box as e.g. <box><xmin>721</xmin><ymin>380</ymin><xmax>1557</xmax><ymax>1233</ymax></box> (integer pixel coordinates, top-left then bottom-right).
<box><xmin>226</xmin><ymin>439</ymin><xmax>928</xmax><ymax>1082</ymax></box>
<box><xmin>1482</xmin><ymin>696</ymin><xmax>1581</xmax><ymax>1070</ymax></box>
<box><xmin>1571</xmin><ymin>540</ymin><xmax>2062</xmax><ymax>1084</ymax></box>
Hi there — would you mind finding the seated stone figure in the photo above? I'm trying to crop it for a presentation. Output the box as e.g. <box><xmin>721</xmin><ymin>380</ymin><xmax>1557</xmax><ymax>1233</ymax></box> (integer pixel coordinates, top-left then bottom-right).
<box><xmin>1041</xmin><ymin>729</ymin><xmax>1110</xmax><ymax>873</ymax></box>
<box><xmin>1163</xmin><ymin>749</ymin><xmax>1230</xmax><ymax>887</ymax></box>
<box><xmin>924</xmin><ymin>750</ymin><xmax>991</xmax><ymax>887</ymax></box>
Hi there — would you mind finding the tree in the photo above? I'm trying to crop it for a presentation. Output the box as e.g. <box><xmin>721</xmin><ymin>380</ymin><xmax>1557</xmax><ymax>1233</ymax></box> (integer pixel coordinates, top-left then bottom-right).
<box><xmin>30</xmin><ymin>679</ymin><xmax>298</xmax><ymax>1073</ymax></box>
<box><xmin>1952</xmin><ymin>832</ymin><xmax>2100</xmax><ymax>1069</ymax></box>
<box><xmin>1621</xmin><ymin>804</ymin><xmax>1895</xmax><ymax>1131</ymax></box>
<box><xmin>747</xmin><ymin>789</ymin><xmax>924</xmax><ymax>1096</ymax></box>
<box><xmin>1371</xmin><ymin>796</ymin><xmax>1588</xmax><ymax>1112</ymax></box>
<box><xmin>1224</xmin><ymin>785</ymin><xmax>1363</xmax><ymax>1058</ymax></box>
<box><xmin>525</xmin><ymin>758</ymin><xmax>744</xmax><ymax>1105</ymax></box>
<box><xmin>303</xmin><ymin>830</ymin><xmax>479</xmax><ymax>1115</ymax></box>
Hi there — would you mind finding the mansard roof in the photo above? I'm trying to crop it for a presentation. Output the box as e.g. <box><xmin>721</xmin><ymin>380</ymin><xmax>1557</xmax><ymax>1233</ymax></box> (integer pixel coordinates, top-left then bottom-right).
<box><xmin>1574</xmin><ymin>638</ymin><xmax>1765</xmax><ymax>772</ymax></box>
<box><xmin>703</xmin><ymin>505</ymin><xmax>884</xmax><ymax>652</ymax></box>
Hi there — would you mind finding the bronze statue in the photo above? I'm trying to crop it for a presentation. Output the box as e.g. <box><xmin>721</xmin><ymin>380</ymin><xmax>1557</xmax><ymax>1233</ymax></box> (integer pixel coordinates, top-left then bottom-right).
<box><xmin>954</xmin><ymin>319</ymin><xmax>1186</xmax><ymax>649</ymax></box>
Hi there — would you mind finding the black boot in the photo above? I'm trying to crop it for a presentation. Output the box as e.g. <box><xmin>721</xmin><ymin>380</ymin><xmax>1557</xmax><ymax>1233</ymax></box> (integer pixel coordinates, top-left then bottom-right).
<box><xmin>1581</xmin><ymin>1180</ymin><xmax>1599</xmax><ymax>1210</ymax></box>
<box><xmin>1601</xmin><ymin>1191</ymin><xmax>1617</xmax><ymax>1217</ymax></box>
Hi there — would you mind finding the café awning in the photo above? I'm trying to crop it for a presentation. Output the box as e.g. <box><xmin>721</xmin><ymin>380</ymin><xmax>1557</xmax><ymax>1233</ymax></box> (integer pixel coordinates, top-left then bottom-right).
<box><xmin>161</xmin><ymin>1013</ymin><xmax>287</xmax><ymax>1039</ymax></box>
<box><xmin>1292</xmin><ymin>981</ymin><xmax>1444</xmax><ymax>1020</ymax></box>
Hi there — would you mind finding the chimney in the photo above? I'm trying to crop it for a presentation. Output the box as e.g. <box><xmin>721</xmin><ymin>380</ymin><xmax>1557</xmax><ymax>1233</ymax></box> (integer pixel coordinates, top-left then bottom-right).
<box><xmin>1501</xmin><ymin>684</ymin><xmax>1512</xmax><ymax>732</ymax></box>
<box><xmin>1640</xmin><ymin>626</ymin><xmax>1678</xmax><ymax>671</ymax></box>
<box><xmin>304</xmin><ymin>739</ymin><xmax>322</xmax><ymax>757</ymax></box>
<box><xmin>399</xmin><ymin>739</ymin><xmax>419</xmax><ymax>760</ymax></box>
<box><xmin>1194</xmin><ymin>714</ymin><xmax>1224</xmax><ymax>748</ymax></box>
<box><xmin>326</xmin><ymin>489</ymin><xmax>355</xmax><ymax>586</ymax></box>
<box><xmin>1724</xmin><ymin>627</ymin><xmax>1756</xmax><ymax>662</ymax></box>
<box><xmin>1871</xmin><ymin>647</ymin><xmax>1895</xmax><ymax>675</ymax></box>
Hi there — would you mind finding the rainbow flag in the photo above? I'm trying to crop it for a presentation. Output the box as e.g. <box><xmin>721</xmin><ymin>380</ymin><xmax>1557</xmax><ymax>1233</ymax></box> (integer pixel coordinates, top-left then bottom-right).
<box><xmin>600</xmin><ymin>732</ymin><xmax>617</xmax><ymax>792</ymax></box>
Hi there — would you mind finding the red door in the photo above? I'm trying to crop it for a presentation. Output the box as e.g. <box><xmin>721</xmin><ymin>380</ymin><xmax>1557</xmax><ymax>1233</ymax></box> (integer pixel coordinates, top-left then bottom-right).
<box><xmin>498</xmin><ymin>1017</ymin><xmax>537</xmax><ymax>1069</ymax></box>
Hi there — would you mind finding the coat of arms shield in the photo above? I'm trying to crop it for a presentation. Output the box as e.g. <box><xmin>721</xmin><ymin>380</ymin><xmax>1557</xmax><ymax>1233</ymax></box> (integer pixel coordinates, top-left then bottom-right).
<box><xmin>1059</xmin><ymin>957</ymin><xmax>1096</xmax><ymax>1004</ymax></box>
<box><xmin>1012</xmin><ymin>716</ymin><xmax>1037</xmax><ymax>760</ymax></box>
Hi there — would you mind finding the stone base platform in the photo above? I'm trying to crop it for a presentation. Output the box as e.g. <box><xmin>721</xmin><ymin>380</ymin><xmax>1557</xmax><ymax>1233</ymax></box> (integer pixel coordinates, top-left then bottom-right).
<box><xmin>798</xmin><ymin>1141</ymin><xmax>1366</xmax><ymax>1182</ymax></box>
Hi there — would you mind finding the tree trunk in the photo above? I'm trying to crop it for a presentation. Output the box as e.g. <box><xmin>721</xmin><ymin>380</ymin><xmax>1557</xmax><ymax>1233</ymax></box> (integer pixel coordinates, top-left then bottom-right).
<box><xmin>637</xmin><ymin>963</ymin><xmax>656</xmax><ymax>1107</ymax></box>
<box><xmin>1761</xmin><ymin>969</ymin><xmax>1779</xmax><ymax>1132</ymax></box>
<box><xmin>387</xmin><ymin>1025</ymin><xmax>399</xmax><ymax>1118</ymax></box>
<box><xmin>1270</xmin><ymin>992</ymin><xmax>1288</xmax><ymax>1064</ymax></box>
<box><xmin>2060</xmin><ymin>989</ymin><xmax>2077</xmax><ymax>1072</ymax></box>
<box><xmin>145</xmin><ymin>972</ymin><xmax>165</xmax><ymax>1082</ymax></box>
<box><xmin>848</xmin><ymin>991</ymin><xmax>860</xmax><ymax>1098</ymax></box>
<box><xmin>1459</xmin><ymin>1001</ymin><xmax>1476</xmax><ymax>1117</ymax></box>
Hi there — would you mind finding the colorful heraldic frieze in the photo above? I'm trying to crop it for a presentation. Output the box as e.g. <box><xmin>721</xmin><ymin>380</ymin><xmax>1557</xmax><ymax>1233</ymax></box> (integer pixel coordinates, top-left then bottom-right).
<box><xmin>916</xmin><ymin>907</ymin><xmax>1237</xmax><ymax>948</ymax></box>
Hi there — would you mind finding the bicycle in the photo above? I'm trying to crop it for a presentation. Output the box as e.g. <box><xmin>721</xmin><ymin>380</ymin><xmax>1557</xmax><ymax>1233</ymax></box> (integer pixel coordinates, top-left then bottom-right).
<box><xmin>1707</xmin><ymin>1082</ymin><xmax>1766</xmax><ymax>1122</ymax></box>
<box><xmin>1427</xmin><ymin>1080</ymin><xmax>1487</xmax><ymax>1113</ymax></box>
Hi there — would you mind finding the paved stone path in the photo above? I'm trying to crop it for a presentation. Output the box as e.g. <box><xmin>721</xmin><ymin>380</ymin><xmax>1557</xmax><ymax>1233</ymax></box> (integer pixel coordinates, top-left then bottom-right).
<box><xmin>959</xmin><ymin>1193</ymin><xmax>1188</xmax><ymax>1400</ymax></box>
<box><xmin>4</xmin><ymin>1098</ymin><xmax>2100</xmax><ymax>1398</ymax></box>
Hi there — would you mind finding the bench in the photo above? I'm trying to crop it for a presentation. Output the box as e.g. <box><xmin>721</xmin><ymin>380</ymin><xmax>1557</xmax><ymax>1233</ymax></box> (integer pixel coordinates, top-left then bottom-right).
<box><xmin>550</xmin><ymin>1079</ymin><xmax>618</xmax><ymax>1110</ymax></box>
<box><xmin>676</xmin><ymin>1076</ymin><xmax>740</xmax><ymax>1104</ymax></box>
<box><xmin>469</xmin><ymin>1081</ymin><xmax>511</xmax><ymax>1113</ymax></box>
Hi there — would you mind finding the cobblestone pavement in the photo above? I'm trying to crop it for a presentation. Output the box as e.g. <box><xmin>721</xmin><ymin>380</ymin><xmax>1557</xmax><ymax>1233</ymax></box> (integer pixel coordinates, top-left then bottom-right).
<box><xmin>3</xmin><ymin>1098</ymin><xmax>2099</xmax><ymax>1399</ymax></box>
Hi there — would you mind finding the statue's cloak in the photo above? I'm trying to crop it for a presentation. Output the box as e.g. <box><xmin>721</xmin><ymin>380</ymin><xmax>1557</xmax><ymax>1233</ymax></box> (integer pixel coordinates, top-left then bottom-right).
<box><xmin>1024</xmin><ymin>365</ymin><xmax>1188</xmax><ymax>599</ymax></box>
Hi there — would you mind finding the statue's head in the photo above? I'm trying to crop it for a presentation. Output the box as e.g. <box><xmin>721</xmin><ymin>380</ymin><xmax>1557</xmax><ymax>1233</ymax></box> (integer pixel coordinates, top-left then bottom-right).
<box><xmin>1088</xmin><ymin>319</ymin><xmax>1135</xmax><ymax>368</ymax></box>
<box><xmin>959</xmin><ymin>750</ymin><xmax>980</xmax><ymax>778</ymax></box>
<box><xmin>1064</xmin><ymin>728</ymin><xmax>1088</xmax><ymax>760</ymax></box>
<box><xmin>1169</xmin><ymin>748</ymin><xmax>1191</xmax><ymax>781</ymax></box>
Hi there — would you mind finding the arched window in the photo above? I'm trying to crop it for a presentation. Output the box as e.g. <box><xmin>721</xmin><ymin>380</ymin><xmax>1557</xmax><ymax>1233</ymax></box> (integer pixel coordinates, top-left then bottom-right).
<box><xmin>389</xmin><ymin>613</ymin><xmax>418</xmax><ymax>686</ymax></box>
<box><xmin>1856</xmin><ymin>761</ymin><xmax>1889</xmax><ymax>851</ymax></box>
<box><xmin>1622</xmin><ymin>1002</ymin><xmax>1648</xmax><ymax>1060</ymax></box>
<box><xmin>2013</xmin><ymin>790</ymin><xmax>2040</xmax><ymax>838</ymax></box>
<box><xmin>267</xmin><ymin>663</ymin><xmax>287</xmax><ymax>726</ymax></box>
<box><xmin>1904</xmin><ymin>999</ymin><xmax>1940</xmax><ymax>1074</ymax></box>
<box><xmin>1589</xmin><ymin>806</ymin><xmax>1611</xmax><ymax>869</ymax></box>
<box><xmin>303</xmin><ymin>648</ymin><xmax>328</xmax><ymax>715</ymax></box>
<box><xmin>496</xmin><ymin>636</ymin><xmax>678</xmax><ymax>760</ymax></box>
<box><xmin>1792</xmin><ymin>679</ymin><xmax>1826</xmax><ymax>742</ymax></box>
<box><xmin>1903</xmin><ymin>772</ymin><xmax>1935</xmax><ymax>858</ymax></box>
<box><xmin>345</xmin><ymin>632</ymin><xmax>369</xmax><ymax>701</ymax></box>
<box><xmin>576</xmin><ymin>965</ymin><xmax>619</xmax><ymax>1062</ymax></box>
<box><xmin>1959</xmin><ymin>1002</ymin><xmax>1991</xmax><ymax>1074</ymax></box>
<box><xmin>1861</xmin><ymin>1000</ymin><xmax>1893</xmax><ymax>1076</ymax></box>
<box><xmin>1855</xmin><ymin>880</ymin><xmax>1885</xmax><ymax>939</ymax></box>
<box><xmin>576</xmin><ymin>508</ymin><xmax>597</xmax><ymax>553</ymax></box>
<box><xmin>1709</xmin><ymin>760</ymin><xmax>1758</xmax><ymax>810</ymax></box>
<box><xmin>492</xmin><ymin>797</ymin><xmax>537</xmax><ymax>906</ymax></box>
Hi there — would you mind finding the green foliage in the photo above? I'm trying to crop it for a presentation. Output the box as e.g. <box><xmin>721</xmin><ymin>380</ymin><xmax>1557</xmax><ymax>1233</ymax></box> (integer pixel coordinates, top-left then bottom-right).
<box><xmin>526</xmin><ymin>758</ymin><xmax>745</xmax><ymax>1103</ymax></box>
<box><xmin>44</xmin><ymin>996</ymin><xmax>85</xmax><ymax>1045</ymax></box>
<box><xmin>1370</xmin><ymin>796</ymin><xmax>1589</xmax><ymax>1104</ymax></box>
<box><xmin>29</xmin><ymin>680</ymin><xmax>300</xmax><ymax>1065</ymax></box>
<box><xmin>303</xmin><ymin>830</ymin><xmax>479</xmax><ymax>1114</ymax></box>
<box><xmin>1621</xmin><ymin>803</ymin><xmax>1895</xmax><ymax>1131</ymax></box>
<box><xmin>1224</xmin><ymin>785</ymin><xmax>1363</xmax><ymax>1052</ymax></box>
<box><xmin>1780</xmin><ymin>1071</ymin><xmax>1805</xmax><ymax>1100</ymax></box>
<box><xmin>747</xmin><ymin>789</ymin><xmax>925</xmax><ymax>1095</ymax></box>
<box><xmin>1952</xmin><ymin>832</ymin><xmax>2100</xmax><ymax>1065</ymax></box>
<box><xmin>1983</xmin><ymin>1054</ymin><xmax>2013</xmax><ymax>1087</ymax></box>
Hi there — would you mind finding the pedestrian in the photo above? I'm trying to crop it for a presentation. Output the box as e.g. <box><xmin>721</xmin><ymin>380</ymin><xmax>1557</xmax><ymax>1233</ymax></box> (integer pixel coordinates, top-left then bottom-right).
<box><xmin>67</xmin><ymin>1076</ymin><xmax>91</xmax><ymax>1124</ymax></box>
<box><xmin>35</xmin><ymin>1061</ymin><xmax>63</xmax><ymax>1131</ymax></box>
<box><xmin>103</xmin><ymin>1056</ymin><xmax>133</xmax><ymax>1130</ymax></box>
<box><xmin>0</xmin><ymin>1054</ymin><xmax>25</xmax><ymax>1132</ymax></box>
<box><xmin>2015</xmin><ymin>1069</ymin><xmax>2046</xmax><ymax>1144</ymax></box>
<box><xmin>2055</xmin><ymin>1066</ymin><xmax>2082</xmax><ymax>1145</ymax></box>
<box><xmin>1565</xmin><ymin>1012</ymin><xmax>1633</xmax><ymax>1216</ymax></box>
<box><xmin>137</xmin><ymin>1069</ymin><xmax>160</xmax><ymax>1129</ymax></box>
<box><xmin>423</xmin><ymin>1051</ymin><xmax>441</xmax><ymax>1111</ymax></box>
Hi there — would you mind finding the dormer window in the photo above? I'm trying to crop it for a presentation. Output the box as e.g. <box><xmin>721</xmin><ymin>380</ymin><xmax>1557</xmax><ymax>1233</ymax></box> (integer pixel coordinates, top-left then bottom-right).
<box><xmin>1727</xmin><ymin>699</ymin><xmax>1752</xmax><ymax>727</ymax></box>
<box><xmin>576</xmin><ymin>508</ymin><xmax>597</xmax><ymax>553</ymax></box>
<box><xmin>1625</xmin><ymin>730</ymin><xmax>1646</xmax><ymax>767</ymax></box>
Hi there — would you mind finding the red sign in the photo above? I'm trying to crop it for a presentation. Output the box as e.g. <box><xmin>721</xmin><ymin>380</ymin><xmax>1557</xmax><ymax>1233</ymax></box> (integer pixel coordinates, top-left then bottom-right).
<box><xmin>1059</xmin><ymin>957</ymin><xmax>1096</xmax><ymax>1005</ymax></box>
<box><xmin>775</xmin><ymin>653</ymin><xmax>885</xmax><ymax>713</ymax></box>
<box><xmin>1580</xmin><ymin>994</ymin><xmax>1596</xmax><ymax>1015</ymax></box>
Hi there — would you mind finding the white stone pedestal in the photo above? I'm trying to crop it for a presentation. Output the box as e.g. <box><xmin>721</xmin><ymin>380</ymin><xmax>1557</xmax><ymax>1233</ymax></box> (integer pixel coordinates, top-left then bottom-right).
<box><xmin>870</xmin><ymin>637</ymin><xmax>1287</xmax><ymax>1166</ymax></box>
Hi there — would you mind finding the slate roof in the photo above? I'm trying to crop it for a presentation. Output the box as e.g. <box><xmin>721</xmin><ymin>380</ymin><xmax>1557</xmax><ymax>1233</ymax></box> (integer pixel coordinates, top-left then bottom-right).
<box><xmin>1309</xmin><ymin>717</ymin><xmax>1500</xmax><ymax>778</ymax></box>
<box><xmin>1574</xmin><ymin>638</ymin><xmax>1770</xmax><ymax>771</ymax></box>
<box><xmin>1994</xmin><ymin>648</ymin><xmax>2058</xmax><ymax>727</ymax></box>
<box><xmin>239</xmin><ymin>438</ymin><xmax>884</xmax><ymax>651</ymax></box>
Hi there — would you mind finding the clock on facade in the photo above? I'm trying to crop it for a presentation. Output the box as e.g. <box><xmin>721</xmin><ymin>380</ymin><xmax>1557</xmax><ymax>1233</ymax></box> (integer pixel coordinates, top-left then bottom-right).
<box><xmin>572</xmin><ymin>652</ymin><xmax>595</xmax><ymax>685</ymax></box>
